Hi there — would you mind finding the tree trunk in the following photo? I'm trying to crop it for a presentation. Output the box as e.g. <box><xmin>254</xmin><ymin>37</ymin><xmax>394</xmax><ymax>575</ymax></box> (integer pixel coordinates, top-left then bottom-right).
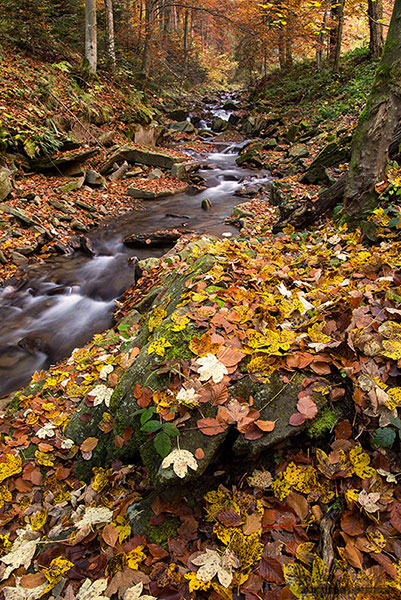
<box><xmin>333</xmin><ymin>0</ymin><xmax>345</xmax><ymax>72</ymax></box>
<box><xmin>344</xmin><ymin>0</ymin><xmax>401</xmax><ymax>219</ymax></box>
<box><xmin>142</xmin><ymin>0</ymin><xmax>153</xmax><ymax>74</ymax></box>
<box><xmin>104</xmin><ymin>0</ymin><xmax>116</xmax><ymax>69</ymax></box>
<box><xmin>278</xmin><ymin>32</ymin><xmax>286</xmax><ymax>69</ymax></box>
<box><xmin>368</xmin><ymin>0</ymin><xmax>384</xmax><ymax>58</ymax></box>
<box><xmin>316</xmin><ymin>0</ymin><xmax>331</xmax><ymax>69</ymax></box>
<box><xmin>183</xmin><ymin>8</ymin><xmax>189</xmax><ymax>67</ymax></box>
<box><xmin>85</xmin><ymin>0</ymin><xmax>97</xmax><ymax>74</ymax></box>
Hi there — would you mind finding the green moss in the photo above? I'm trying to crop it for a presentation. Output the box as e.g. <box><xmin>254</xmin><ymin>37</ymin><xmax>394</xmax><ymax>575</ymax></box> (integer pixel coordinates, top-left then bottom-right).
<box><xmin>307</xmin><ymin>408</ymin><xmax>339</xmax><ymax>440</ymax></box>
<box><xmin>148</xmin><ymin>517</ymin><xmax>180</xmax><ymax>546</ymax></box>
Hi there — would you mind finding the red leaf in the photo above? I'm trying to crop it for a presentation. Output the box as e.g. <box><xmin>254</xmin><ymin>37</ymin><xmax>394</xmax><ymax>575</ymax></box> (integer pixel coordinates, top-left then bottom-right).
<box><xmin>258</xmin><ymin>557</ymin><xmax>285</xmax><ymax>584</ymax></box>
<box><xmin>297</xmin><ymin>396</ymin><xmax>318</xmax><ymax>419</ymax></box>
<box><xmin>289</xmin><ymin>413</ymin><xmax>306</xmax><ymax>427</ymax></box>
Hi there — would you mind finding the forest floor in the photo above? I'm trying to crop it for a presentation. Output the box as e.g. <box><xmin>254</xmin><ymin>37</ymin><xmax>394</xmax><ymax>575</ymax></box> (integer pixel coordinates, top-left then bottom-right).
<box><xmin>2</xmin><ymin>47</ymin><xmax>401</xmax><ymax>600</ymax></box>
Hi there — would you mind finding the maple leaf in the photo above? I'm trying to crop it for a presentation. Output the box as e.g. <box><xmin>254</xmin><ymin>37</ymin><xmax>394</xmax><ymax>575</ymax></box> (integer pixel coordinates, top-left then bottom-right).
<box><xmin>196</xmin><ymin>353</ymin><xmax>228</xmax><ymax>383</ymax></box>
<box><xmin>148</xmin><ymin>338</ymin><xmax>172</xmax><ymax>357</ymax></box>
<box><xmin>192</xmin><ymin>548</ymin><xmax>236</xmax><ymax>588</ymax></box>
<box><xmin>73</xmin><ymin>506</ymin><xmax>113</xmax><ymax>533</ymax></box>
<box><xmin>124</xmin><ymin>582</ymin><xmax>156</xmax><ymax>600</ymax></box>
<box><xmin>36</xmin><ymin>423</ymin><xmax>56</xmax><ymax>439</ymax></box>
<box><xmin>0</xmin><ymin>527</ymin><xmax>41</xmax><ymax>581</ymax></box>
<box><xmin>88</xmin><ymin>384</ymin><xmax>113</xmax><ymax>407</ymax></box>
<box><xmin>161</xmin><ymin>448</ymin><xmax>198</xmax><ymax>478</ymax></box>
<box><xmin>176</xmin><ymin>386</ymin><xmax>200</xmax><ymax>407</ymax></box>
<box><xmin>358</xmin><ymin>490</ymin><xmax>381</xmax><ymax>513</ymax></box>
<box><xmin>76</xmin><ymin>578</ymin><xmax>109</xmax><ymax>600</ymax></box>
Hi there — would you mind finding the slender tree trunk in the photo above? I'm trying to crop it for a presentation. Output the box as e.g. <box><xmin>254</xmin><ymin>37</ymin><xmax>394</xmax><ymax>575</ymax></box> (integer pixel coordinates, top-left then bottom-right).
<box><xmin>183</xmin><ymin>8</ymin><xmax>189</xmax><ymax>67</ymax></box>
<box><xmin>142</xmin><ymin>0</ymin><xmax>153</xmax><ymax>74</ymax></box>
<box><xmin>344</xmin><ymin>0</ymin><xmax>401</xmax><ymax>219</ymax></box>
<box><xmin>368</xmin><ymin>0</ymin><xmax>384</xmax><ymax>58</ymax></box>
<box><xmin>316</xmin><ymin>0</ymin><xmax>331</xmax><ymax>69</ymax></box>
<box><xmin>278</xmin><ymin>31</ymin><xmax>286</xmax><ymax>69</ymax></box>
<box><xmin>85</xmin><ymin>0</ymin><xmax>97</xmax><ymax>74</ymax></box>
<box><xmin>333</xmin><ymin>0</ymin><xmax>345</xmax><ymax>73</ymax></box>
<box><xmin>104</xmin><ymin>0</ymin><xmax>116</xmax><ymax>69</ymax></box>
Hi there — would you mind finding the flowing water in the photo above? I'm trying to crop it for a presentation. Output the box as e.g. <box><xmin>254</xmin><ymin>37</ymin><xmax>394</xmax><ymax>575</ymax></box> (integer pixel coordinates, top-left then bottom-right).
<box><xmin>0</xmin><ymin>100</ymin><xmax>270</xmax><ymax>397</ymax></box>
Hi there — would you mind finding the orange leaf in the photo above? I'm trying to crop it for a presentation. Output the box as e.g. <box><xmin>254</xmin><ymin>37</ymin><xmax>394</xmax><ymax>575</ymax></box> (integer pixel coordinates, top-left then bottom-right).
<box><xmin>102</xmin><ymin>523</ymin><xmax>119</xmax><ymax>547</ymax></box>
<box><xmin>189</xmin><ymin>332</ymin><xmax>221</xmax><ymax>357</ymax></box>
<box><xmin>197</xmin><ymin>417</ymin><xmax>227</xmax><ymax>436</ymax></box>
<box><xmin>20</xmin><ymin>573</ymin><xmax>47</xmax><ymax>589</ymax></box>
<box><xmin>217</xmin><ymin>345</ymin><xmax>246</xmax><ymax>367</ymax></box>
<box><xmin>80</xmin><ymin>437</ymin><xmax>98</xmax><ymax>453</ymax></box>
<box><xmin>215</xmin><ymin>508</ymin><xmax>243</xmax><ymax>527</ymax></box>
<box><xmin>255</xmin><ymin>419</ymin><xmax>276</xmax><ymax>432</ymax></box>
<box><xmin>195</xmin><ymin>448</ymin><xmax>205</xmax><ymax>460</ymax></box>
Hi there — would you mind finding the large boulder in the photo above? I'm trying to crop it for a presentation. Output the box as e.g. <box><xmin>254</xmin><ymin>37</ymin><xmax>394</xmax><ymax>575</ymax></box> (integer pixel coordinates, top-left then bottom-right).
<box><xmin>169</xmin><ymin>121</ymin><xmax>195</xmax><ymax>134</ymax></box>
<box><xmin>66</xmin><ymin>249</ymin><xmax>332</xmax><ymax>492</ymax></box>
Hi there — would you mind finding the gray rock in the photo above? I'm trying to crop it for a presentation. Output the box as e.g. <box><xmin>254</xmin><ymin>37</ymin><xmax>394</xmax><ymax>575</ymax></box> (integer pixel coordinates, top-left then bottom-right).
<box><xmin>288</xmin><ymin>144</ymin><xmax>309</xmax><ymax>160</ymax></box>
<box><xmin>74</xmin><ymin>199</ymin><xmax>96</xmax><ymax>212</ymax></box>
<box><xmin>212</xmin><ymin>117</ymin><xmax>228</xmax><ymax>132</ymax></box>
<box><xmin>11</xmin><ymin>251</ymin><xmax>28</xmax><ymax>265</ymax></box>
<box><xmin>168</xmin><ymin>108</ymin><xmax>189</xmax><ymax>121</ymax></box>
<box><xmin>128</xmin><ymin>183</ymin><xmax>188</xmax><ymax>200</ymax></box>
<box><xmin>0</xmin><ymin>204</ymin><xmax>37</xmax><ymax>226</ymax></box>
<box><xmin>85</xmin><ymin>170</ymin><xmax>105</xmax><ymax>186</ymax></box>
<box><xmin>0</xmin><ymin>172</ymin><xmax>12</xmax><ymax>202</ymax></box>
<box><xmin>125</xmin><ymin>167</ymin><xmax>143</xmax><ymax>178</ymax></box>
<box><xmin>109</xmin><ymin>161</ymin><xmax>130</xmax><ymax>182</ymax></box>
<box><xmin>29</xmin><ymin>148</ymin><xmax>99</xmax><ymax>173</ymax></box>
<box><xmin>148</xmin><ymin>168</ymin><xmax>164</xmax><ymax>180</ymax></box>
<box><xmin>99</xmin><ymin>144</ymin><xmax>186</xmax><ymax>174</ymax></box>
<box><xmin>98</xmin><ymin>131</ymin><xmax>116</xmax><ymax>147</ymax></box>
<box><xmin>169</xmin><ymin>121</ymin><xmax>195</xmax><ymax>134</ymax></box>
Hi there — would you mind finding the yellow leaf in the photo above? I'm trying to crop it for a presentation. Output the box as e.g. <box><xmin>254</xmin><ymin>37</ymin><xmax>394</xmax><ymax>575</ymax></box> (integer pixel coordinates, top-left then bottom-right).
<box><xmin>148</xmin><ymin>338</ymin><xmax>172</xmax><ymax>357</ymax></box>
<box><xmin>349</xmin><ymin>444</ymin><xmax>375</xmax><ymax>479</ymax></box>
<box><xmin>30</xmin><ymin>509</ymin><xmax>48</xmax><ymax>531</ymax></box>
<box><xmin>0</xmin><ymin>453</ymin><xmax>22</xmax><ymax>483</ymax></box>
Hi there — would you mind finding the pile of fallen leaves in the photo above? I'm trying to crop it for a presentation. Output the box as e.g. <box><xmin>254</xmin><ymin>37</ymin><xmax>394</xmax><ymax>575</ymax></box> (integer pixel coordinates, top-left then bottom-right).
<box><xmin>2</xmin><ymin>209</ymin><xmax>401</xmax><ymax>599</ymax></box>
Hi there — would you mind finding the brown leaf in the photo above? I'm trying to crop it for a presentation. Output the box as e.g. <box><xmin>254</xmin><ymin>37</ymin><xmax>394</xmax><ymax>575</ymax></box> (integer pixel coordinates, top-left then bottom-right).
<box><xmin>243</xmin><ymin>512</ymin><xmax>262</xmax><ymax>535</ymax></box>
<box><xmin>102</xmin><ymin>523</ymin><xmax>119</xmax><ymax>547</ymax></box>
<box><xmin>20</xmin><ymin>573</ymin><xmax>47</xmax><ymax>589</ymax></box>
<box><xmin>197</xmin><ymin>417</ymin><xmax>227</xmax><ymax>436</ymax></box>
<box><xmin>286</xmin><ymin>491</ymin><xmax>309</xmax><ymax>520</ymax></box>
<box><xmin>335</xmin><ymin>420</ymin><xmax>352</xmax><ymax>440</ymax></box>
<box><xmin>258</xmin><ymin>557</ymin><xmax>285</xmax><ymax>583</ymax></box>
<box><xmin>210</xmin><ymin>383</ymin><xmax>228</xmax><ymax>406</ymax></box>
<box><xmin>80</xmin><ymin>437</ymin><xmax>98</xmax><ymax>453</ymax></box>
<box><xmin>341</xmin><ymin>511</ymin><xmax>364</xmax><ymax>536</ymax></box>
<box><xmin>215</xmin><ymin>508</ymin><xmax>243</xmax><ymax>527</ymax></box>
<box><xmin>343</xmin><ymin>542</ymin><xmax>363</xmax><ymax>569</ymax></box>
<box><xmin>217</xmin><ymin>345</ymin><xmax>246</xmax><ymax>367</ymax></box>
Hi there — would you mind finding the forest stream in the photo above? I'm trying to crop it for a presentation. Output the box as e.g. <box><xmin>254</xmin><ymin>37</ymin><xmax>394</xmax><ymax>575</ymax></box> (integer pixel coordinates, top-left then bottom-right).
<box><xmin>0</xmin><ymin>99</ymin><xmax>271</xmax><ymax>397</ymax></box>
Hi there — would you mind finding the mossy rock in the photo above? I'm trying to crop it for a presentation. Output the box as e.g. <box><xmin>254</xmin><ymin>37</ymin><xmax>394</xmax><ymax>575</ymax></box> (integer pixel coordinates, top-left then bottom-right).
<box><xmin>231</xmin><ymin>372</ymin><xmax>329</xmax><ymax>457</ymax></box>
<box><xmin>66</xmin><ymin>253</ymin><xmax>216</xmax><ymax>483</ymax></box>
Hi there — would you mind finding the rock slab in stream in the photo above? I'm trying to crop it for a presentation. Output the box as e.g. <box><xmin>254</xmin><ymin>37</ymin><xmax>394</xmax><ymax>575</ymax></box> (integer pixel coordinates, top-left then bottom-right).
<box><xmin>100</xmin><ymin>144</ymin><xmax>187</xmax><ymax>174</ymax></box>
<box><xmin>127</xmin><ymin>183</ymin><xmax>188</xmax><ymax>199</ymax></box>
<box><xmin>123</xmin><ymin>229</ymin><xmax>192</xmax><ymax>248</ymax></box>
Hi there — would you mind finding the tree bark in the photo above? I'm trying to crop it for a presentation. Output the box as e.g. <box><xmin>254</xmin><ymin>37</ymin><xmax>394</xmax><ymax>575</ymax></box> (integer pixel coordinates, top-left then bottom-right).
<box><xmin>333</xmin><ymin>0</ymin><xmax>344</xmax><ymax>73</ymax></box>
<box><xmin>344</xmin><ymin>0</ymin><xmax>401</xmax><ymax>219</ymax></box>
<box><xmin>142</xmin><ymin>0</ymin><xmax>153</xmax><ymax>74</ymax></box>
<box><xmin>104</xmin><ymin>0</ymin><xmax>116</xmax><ymax>69</ymax></box>
<box><xmin>368</xmin><ymin>0</ymin><xmax>384</xmax><ymax>58</ymax></box>
<box><xmin>278</xmin><ymin>31</ymin><xmax>286</xmax><ymax>69</ymax></box>
<box><xmin>316</xmin><ymin>0</ymin><xmax>331</xmax><ymax>69</ymax></box>
<box><xmin>85</xmin><ymin>0</ymin><xmax>97</xmax><ymax>74</ymax></box>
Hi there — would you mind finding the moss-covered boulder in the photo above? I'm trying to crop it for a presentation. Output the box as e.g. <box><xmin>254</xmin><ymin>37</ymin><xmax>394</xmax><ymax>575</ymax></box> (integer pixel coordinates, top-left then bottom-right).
<box><xmin>0</xmin><ymin>171</ymin><xmax>12</xmax><ymax>202</ymax></box>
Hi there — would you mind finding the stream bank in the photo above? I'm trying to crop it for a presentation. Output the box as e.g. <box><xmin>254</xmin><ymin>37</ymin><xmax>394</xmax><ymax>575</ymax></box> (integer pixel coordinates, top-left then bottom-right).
<box><xmin>0</xmin><ymin>97</ymin><xmax>272</xmax><ymax>398</ymax></box>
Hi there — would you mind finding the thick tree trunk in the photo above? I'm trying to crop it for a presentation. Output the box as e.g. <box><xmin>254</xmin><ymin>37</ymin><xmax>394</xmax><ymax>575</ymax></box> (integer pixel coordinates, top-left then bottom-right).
<box><xmin>368</xmin><ymin>0</ymin><xmax>384</xmax><ymax>58</ymax></box>
<box><xmin>85</xmin><ymin>0</ymin><xmax>97</xmax><ymax>74</ymax></box>
<box><xmin>104</xmin><ymin>0</ymin><xmax>116</xmax><ymax>69</ymax></box>
<box><xmin>316</xmin><ymin>0</ymin><xmax>331</xmax><ymax>69</ymax></box>
<box><xmin>344</xmin><ymin>0</ymin><xmax>401</xmax><ymax>219</ymax></box>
